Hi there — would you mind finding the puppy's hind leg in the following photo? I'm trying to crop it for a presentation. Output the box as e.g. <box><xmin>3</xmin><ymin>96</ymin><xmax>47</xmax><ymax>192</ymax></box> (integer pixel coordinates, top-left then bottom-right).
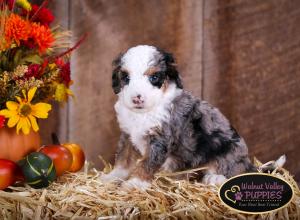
<box><xmin>197</xmin><ymin>161</ymin><xmax>227</xmax><ymax>186</ymax></box>
<box><xmin>202</xmin><ymin>172</ymin><xmax>227</xmax><ymax>186</ymax></box>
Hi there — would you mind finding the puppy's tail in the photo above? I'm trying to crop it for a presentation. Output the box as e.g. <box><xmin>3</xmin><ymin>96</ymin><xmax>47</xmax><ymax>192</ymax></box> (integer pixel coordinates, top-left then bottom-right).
<box><xmin>257</xmin><ymin>155</ymin><xmax>286</xmax><ymax>173</ymax></box>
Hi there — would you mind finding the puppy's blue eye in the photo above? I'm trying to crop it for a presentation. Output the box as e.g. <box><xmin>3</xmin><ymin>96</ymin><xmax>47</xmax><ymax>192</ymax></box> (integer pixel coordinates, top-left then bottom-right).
<box><xmin>149</xmin><ymin>75</ymin><xmax>158</xmax><ymax>83</ymax></box>
<box><xmin>148</xmin><ymin>72</ymin><xmax>165</xmax><ymax>88</ymax></box>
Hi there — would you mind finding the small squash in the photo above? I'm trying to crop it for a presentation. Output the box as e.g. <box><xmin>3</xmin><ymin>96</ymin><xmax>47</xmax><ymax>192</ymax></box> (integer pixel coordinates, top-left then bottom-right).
<box><xmin>18</xmin><ymin>152</ymin><xmax>56</xmax><ymax>189</ymax></box>
<box><xmin>0</xmin><ymin>127</ymin><xmax>40</xmax><ymax>162</ymax></box>
<box><xmin>0</xmin><ymin>159</ymin><xmax>19</xmax><ymax>190</ymax></box>
<box><xmin>38</xmin><ymin>133</ymin><xmax>73</xmax><ymax>176</ymax></box>
<box><xmin>38</xmin><ymin>145</ymin><xmax>72</xmax><ymax>176</ymax></box>
<box><xmin>63</xmin><ymin>143</ymin><xmax>85</xmax><ymax>172</ymax></box>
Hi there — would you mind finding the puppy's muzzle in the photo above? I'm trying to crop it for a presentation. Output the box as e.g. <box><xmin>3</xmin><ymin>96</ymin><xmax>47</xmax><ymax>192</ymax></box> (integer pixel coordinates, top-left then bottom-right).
<box><xmin>132</xmin><ymin>95</ymin><xmax>144</xmax><ymax>106</ymax></box>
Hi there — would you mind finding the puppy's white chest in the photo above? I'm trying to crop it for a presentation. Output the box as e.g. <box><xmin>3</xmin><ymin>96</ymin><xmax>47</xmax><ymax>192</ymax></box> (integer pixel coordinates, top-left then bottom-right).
<box><xmin>130</xmin><ymin>132</ymin><xmax>148</xmax><ymax>156</ymax></box>
<box><xmin>115</xmin><ymin>102</ymin><xmax>170</xmax><ymax>155</ymax></box>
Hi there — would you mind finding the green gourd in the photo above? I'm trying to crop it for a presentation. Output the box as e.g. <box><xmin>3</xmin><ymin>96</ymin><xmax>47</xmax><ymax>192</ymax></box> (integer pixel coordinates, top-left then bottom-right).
<box><xmin>18</xmin><ymin>152</ymin><xmax>56</xmax><ymax>189</ymax></box>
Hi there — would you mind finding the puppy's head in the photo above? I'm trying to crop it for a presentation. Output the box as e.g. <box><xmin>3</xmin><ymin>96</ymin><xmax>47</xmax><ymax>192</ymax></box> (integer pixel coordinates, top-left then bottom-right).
<box><xmin>112</xmin><ymin>45</ymin><xmax>183</xmax><ymax>112</ymax></box>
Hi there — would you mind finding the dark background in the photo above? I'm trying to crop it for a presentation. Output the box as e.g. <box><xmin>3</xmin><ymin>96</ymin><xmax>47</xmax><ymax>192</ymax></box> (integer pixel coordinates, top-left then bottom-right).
<box><xmin>36</xmin><ymin>0</ymin><xmax>300</xmax><ymax>182</ymax></box>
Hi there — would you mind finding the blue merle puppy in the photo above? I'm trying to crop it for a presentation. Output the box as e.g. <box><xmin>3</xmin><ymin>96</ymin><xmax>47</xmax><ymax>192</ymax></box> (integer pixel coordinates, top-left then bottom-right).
<box><xmin>100</xmin><ymin>45</ymin><xmax>285</xmax><ymax>190</ymax></box>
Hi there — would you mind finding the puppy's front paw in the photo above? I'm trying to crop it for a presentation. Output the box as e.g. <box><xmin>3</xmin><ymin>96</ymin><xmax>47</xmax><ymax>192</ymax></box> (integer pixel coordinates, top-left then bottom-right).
<box><xmin>202</xmin><ymin>174</ymin><xmax>227</xmax><ymax>186</ymax></box>
<box><xmin>99</xmin><ymin>173</ymin><xmax>120</xmax><ymax>183</ymax></box>
<box><xmin>122</xmin><ymin>177</ymin><xmax>151</xmax><ymax>191</ymax></box>
<box><xmin>99</xmin><ymin>167</ymin><xmax>130</xmax><ymax>183</ymax></box>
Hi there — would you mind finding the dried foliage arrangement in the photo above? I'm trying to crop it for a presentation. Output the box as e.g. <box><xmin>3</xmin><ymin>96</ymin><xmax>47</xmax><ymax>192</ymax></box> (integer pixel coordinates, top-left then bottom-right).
<box><xmin>0</xmin><ymin>0</ymin><xmax>83</xmax><ymax>135</ymax></box>
<box><xmin>0</xmin><ymin>158</ymin><xmax>299</xmax><ymax>220</ymax></box>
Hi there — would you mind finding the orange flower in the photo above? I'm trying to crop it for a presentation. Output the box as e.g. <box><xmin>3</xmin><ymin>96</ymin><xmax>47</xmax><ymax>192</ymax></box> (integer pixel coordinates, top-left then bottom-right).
<box><xmin>4</xmin><ymin>14</ymin><xmax>30</xmax><ymax>47</ymax></box>
<box><xmin>29</xmin><ymin>22</ymin><xmax>54</xmax><ymax>53</ymax></box>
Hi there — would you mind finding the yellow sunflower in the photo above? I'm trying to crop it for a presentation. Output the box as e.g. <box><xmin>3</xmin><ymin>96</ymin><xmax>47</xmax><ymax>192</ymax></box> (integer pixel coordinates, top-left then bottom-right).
<box><xmin>0</xmin><ymin>87</ymin><xmax>51</xmax><ymax>135</ymax></box>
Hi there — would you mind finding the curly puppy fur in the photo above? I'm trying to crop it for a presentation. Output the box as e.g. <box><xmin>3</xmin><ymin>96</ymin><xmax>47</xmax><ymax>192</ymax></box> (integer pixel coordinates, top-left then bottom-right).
<box><xmin>102</xmin><ymin>45</ymin><xmax>256</xmax><ymax>189</ymax></box>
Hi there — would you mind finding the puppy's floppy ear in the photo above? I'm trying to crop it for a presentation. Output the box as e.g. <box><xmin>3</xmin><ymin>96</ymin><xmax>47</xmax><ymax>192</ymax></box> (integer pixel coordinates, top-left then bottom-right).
<box><xmin>162</xmin><ymin>52</ymin><xmax>183</xmax><ymax>89</ymax></box>
<box><xmin>112</xmin><ymin>53</ymin><xmax>123</xmax><ymax>94</ymax></box>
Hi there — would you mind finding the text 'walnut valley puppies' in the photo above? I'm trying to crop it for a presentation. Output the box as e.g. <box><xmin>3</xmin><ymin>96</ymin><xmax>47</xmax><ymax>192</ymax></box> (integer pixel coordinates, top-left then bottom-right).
<box><xmin>100</xmin><ymin>45</ymin><xmax>286</xmax><ymax>190</ymax></box>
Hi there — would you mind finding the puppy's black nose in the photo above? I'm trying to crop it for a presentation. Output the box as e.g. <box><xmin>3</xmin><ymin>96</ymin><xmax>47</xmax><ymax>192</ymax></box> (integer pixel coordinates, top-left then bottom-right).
<box><xmin>132</xmin><ymin>95</ymin><xmax>144</xmax><ymax>105</ymax></box>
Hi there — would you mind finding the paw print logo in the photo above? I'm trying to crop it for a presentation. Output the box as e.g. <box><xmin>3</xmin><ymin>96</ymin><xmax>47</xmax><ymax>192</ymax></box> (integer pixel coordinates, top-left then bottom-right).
<box><xmin>235</xmin><ymin>192</ymin><xmax>243</xmax><ymax>201</ymax></box>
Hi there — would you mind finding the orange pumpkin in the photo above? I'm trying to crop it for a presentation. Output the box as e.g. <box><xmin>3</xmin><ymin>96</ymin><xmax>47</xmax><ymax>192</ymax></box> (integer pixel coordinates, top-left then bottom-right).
<box><xmin>0</xmin><ymin>127</ymin><xmax>40</xmax><ymax>162</ymax></box>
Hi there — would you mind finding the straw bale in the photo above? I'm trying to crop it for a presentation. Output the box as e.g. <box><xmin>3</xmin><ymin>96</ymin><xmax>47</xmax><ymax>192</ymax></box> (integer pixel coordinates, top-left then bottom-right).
<box><xmin>0</xmin><ymin>159</ymin><xmax>299</xmax><ymax>220</ymax></box>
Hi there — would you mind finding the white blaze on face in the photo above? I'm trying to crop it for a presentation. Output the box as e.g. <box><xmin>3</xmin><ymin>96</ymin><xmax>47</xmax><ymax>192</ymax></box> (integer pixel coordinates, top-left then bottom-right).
<box><xmin>118</xmin><ymin>45</ymin><xmax>164</xmax><ymax>112</ymax></box>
